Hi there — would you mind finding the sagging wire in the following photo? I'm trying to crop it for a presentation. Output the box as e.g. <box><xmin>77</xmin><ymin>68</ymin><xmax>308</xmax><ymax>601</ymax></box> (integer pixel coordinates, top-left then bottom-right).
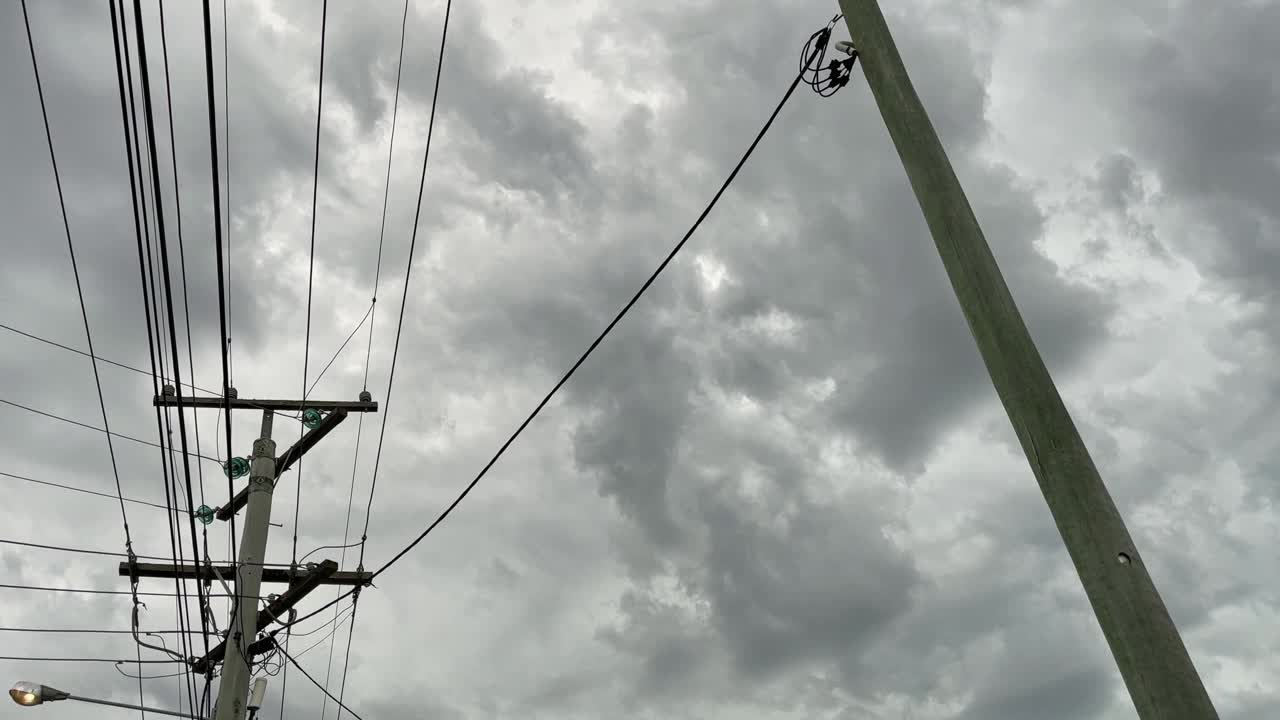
<box><xmin>116</xmin><ymin>663</ymin><xmax>193</xmax><ymax>680</ymax></box>
<box><xmin>803</xmin><ymin>14</ymin><xmax>858</xmax><ymax>97</ymax></box>
<box><xmin>127</xmin><ymin>555</ymin><xmax>191</xmax><ymax>664</ymax></box>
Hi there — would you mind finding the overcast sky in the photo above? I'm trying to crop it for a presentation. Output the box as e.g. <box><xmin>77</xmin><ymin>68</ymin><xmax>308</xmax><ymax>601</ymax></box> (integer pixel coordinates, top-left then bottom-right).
<box><xmin>0</xmin><ymin>0</ymin><xmax>1277</xmax><ymax>718</ymax></box>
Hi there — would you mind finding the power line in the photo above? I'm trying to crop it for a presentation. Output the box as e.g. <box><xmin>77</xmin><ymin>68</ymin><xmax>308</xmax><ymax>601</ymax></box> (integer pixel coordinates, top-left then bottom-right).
<box><xmin>285</xmin><ymin>6</ymin><xmax>330</xmax><ymax>714</ymax></box>
<box><xmin>105</xmin><ymin>15</ymin><xmax>197</xmax><ymax>694</ymax></box>
<box><xmin>21</xmin><ymin>0</ymin><xmax>134</xmax><ymax>557</ymax></box>
<box><xmin>360</xmin><ymin>0</ymin><xmax>410</xmax><ymax>394</ymax></box>
<box><xmin>200</xmin><ymin>0</ymin><xmax>239</xmax><ymax>580</ymax></box>
<box><xmin>354</xmin><ymin>0</ymin><xmax>452</xmax><ymax>577</ymax></box>
<box><xmin>0</xmin><ymin>322</ymin><xmax>220</xmax><ymax>396</ymax></box>
<box><xmin>361</xmin><ymin>17</ymin><xmax>815</xmax><ymax>576</ymax></box>
<box><xmin>0</xmin><ymin>537</ymin><xmax>203</xmax><ymax>561</ymax></box>
<box><xmin>118</xmin><ymin>665</ymin><xmax>195</xmax><ymax>680</ymax></box>
<box><xmin>0</xmin><ymin>397</ymin><xmax>223</xmax><ymax>464</ymax></box>
<box><xmin>23</xmin><ymin>7</ymin><xmax>158</xmax><ymax>708</ymax></box>
<box><xmin>0</xmin><ymin>627</ymin><xmax>188</xmax><ymax>635</ymax></box>
<box><xmin>222</xmin><ymin>0</ymin><xmax>234</xmax><ymax>389</ymax></box>
<box><xmin>0</xmin><ymin>583</ymin><xmax>257</xmax><ymax>599</ymax></box>
<box><xmin>294</xmin><ymin>611</ymin><xmax>351</xmax><ymax>661</ymax></box>
<box><xmin>275</xmin><ymin>641</ymin><xmax>364</xmax><ymax>720</ymax></box>
<box><xmin>1</xmin><ymin>469</ymin><xmax>188</xmax><ymax>512</ymax></box>
<box><xmin>306</xmin><ymin>301</ymin><xmax>374</xmax><ymax>398</ymax></box>
<box><xmin>295</xmin><ymin>0</ymin><xmax>330</xmax><ymax>566</ymax></box>
<box><xmin>330</xmin><ymin>2</ymin><xmax>414</xmax><ymax>715</ymax></box>
<box><xmin>280</xmin><ymin>9</ymin><xmax>804</xmax><ymax>635</ymax></box>
<box><xmin>299</xmin><ymin>541</ymin><xmax>361</xmax><ymax>565</ymax></box>
<box><xmin>0</xmin><ymin>537</ymin><xmax>292</xmax><ymax>567</ymax></box>
<box><xmin>0</xmin><ymin>656</ymin><xmax>186</xmax><ymax>664</ymax></box>
<box><xmin>0</xmin><ymin>323</ymin><xmax>303</xmax><ymax>424</ymax></box>
<box><xmin>290</xmin><ymin>604</ymin><xmax>354</xmax><ymax>640</ymax></box>
<box><xmin>157</xmin><ymin>1</ymin><xmax>214</xmax><ymax>704</ymax></box>
<box><xmin>131</xmin><ymin>1</ymin><xmax>211</xmax><ymax>707</ymax></box>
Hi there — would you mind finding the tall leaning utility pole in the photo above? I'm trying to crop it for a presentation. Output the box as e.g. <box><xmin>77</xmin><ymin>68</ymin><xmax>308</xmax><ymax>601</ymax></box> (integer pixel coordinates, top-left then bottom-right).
<box><xmin>835</xmin><ymin>2</ymin><xmax>1219</xmax><ymax>718</ymax></box>
<box><xmin>136</xmin><ymin>390</ymin><xmax>376</xmax><ymax>720</ymax></box>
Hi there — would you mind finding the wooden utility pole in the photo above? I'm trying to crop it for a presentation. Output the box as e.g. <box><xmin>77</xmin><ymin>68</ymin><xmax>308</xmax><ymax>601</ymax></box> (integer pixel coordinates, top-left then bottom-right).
<box><xmin>138</xmin><ymin>389</ymin><xmax>376</xmax><ymax>720</ymax></box>
<box><xmin>835</xmin><ymin>2</ymin><xmax>1219</xmax><ymax>718</ymax></box>
<box><xmin>213</xmin><ymin>408</ymin><xmax>278</xmax><ymax>720</ymax></box>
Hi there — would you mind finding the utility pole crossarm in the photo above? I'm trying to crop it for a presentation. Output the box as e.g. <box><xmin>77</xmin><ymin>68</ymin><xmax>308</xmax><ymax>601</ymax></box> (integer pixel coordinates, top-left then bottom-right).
<box><xmin>115</xmin><ymin>561</ymin><xmax>371</xmax><ymax>586</ymax></box>
<box><xmin>153</xmin><ymin>395</ymin><xmax>377</xmax><ymax>412</ymax></box>
<box><xmin>214</xmin><ymin>408</ymin><xmax>349</xmax><ymax>521</ymax></box>
<box><xmin>835</xmin><ymin>2</ymin><xmax>1219</xmax><ymax>718</ymax></box>
<box><xmin>192</xmin><ymin>560</ymin><xmax>339</xmax><ymax>676</ymax></box>
<box><xmin>138</xmin><ymin>382</ymin><xmax>373</xmax><ymax>718</ymax></box>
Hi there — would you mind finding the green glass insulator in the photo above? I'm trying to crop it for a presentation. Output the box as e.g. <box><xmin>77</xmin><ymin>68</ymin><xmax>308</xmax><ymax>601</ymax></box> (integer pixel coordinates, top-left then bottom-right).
<box><xmin>225</xmin><ymin>456</ymin><xmax>250</xmax><ymax>479</ymax></box>
<box><xmin>302</xmin><ymin>408</ymin><xmax>324</xmax><ymax>429</ymax></box>
<box><xmin>195</xmin><ymin>505</ymin><xmax>215</xmax><ymax>526</ymax></box>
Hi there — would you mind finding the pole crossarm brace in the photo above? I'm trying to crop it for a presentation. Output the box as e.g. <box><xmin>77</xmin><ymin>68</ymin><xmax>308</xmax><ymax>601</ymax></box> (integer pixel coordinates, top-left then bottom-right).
<box><xmin>275</xmin><ymin>408</ymin><xmax>348</xmax><ymax>476</ymax></box>
<box><xmin>153</xmin><ymin>396</ymin><xmax>377</xmax><ymax>412</ymax></box>
<box><xmin>191</xmin><ymin>560</ymin><xmax>341</xmax><ymax>675</ymax></box>
<box><xmin>116</xmin><ymin>561</ymin><xmax>372</xmax><ymax>586</ymax></box>
<box><xmin>214</xmin><ymin>408</ymin><xmax>349</xmax><ymax>521</ymax></box>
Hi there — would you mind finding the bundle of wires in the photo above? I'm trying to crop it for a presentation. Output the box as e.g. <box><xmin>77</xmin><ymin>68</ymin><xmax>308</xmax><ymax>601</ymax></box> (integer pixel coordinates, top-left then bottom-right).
<box><xmin>802</xmin><ymin>14</ymin><xmax>858</xmax><ymax>97</ymax></box>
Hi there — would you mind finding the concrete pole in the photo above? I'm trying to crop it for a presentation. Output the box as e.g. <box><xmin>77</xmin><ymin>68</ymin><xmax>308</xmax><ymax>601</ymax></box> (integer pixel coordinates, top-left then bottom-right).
<box><xmin>214</xmin><ymin>411</ymin><xmax>277</xmax><ymax>720</ymax></box>
<box><xmin>835</xmin><ymin>2</ymin><xmax>1218</xmax><ymax>717</ymax></box>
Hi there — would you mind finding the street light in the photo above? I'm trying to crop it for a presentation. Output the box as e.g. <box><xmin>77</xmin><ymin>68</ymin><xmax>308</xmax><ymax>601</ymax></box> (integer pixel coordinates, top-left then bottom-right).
<box><xmin>10</xmin><ymin>681</ymin><xmax>205</xmax><ymax>719</ymax></box>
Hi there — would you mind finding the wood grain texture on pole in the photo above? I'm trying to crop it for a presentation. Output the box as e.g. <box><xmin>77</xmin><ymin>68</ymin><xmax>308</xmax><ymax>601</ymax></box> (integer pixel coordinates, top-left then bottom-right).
<box><xmin>835</xmin><ymin>1</ymin><xmax>1218</xmax><ymax>717</ymax></box>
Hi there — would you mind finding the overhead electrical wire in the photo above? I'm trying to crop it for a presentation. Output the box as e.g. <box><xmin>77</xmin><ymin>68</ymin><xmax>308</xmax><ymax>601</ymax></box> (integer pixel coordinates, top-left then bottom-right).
<box><xmin>107</xmin><ymin>19</ymin><xmax>183</xmax><ymax>677</ymax></box>
<box><xmin>0</xmin><ymin>537</ymin><xmax>290</xmax><ymax>566</ymax></box>
<box><xmin>118</xmin><ymin>665</ymin><xmax>195</xmax><ymax>681</ymax></box>
<box><xmin>299</xmin><ymin>540</ymin><xmax>362</xmax><ymax>565</ymax></box>
<box><xmin>0</xmin><ymin>627</ymin><xmax>187</xmax><ymax>635</ymax></box>
<box><xmin>0</xmin><ymin>322</ymin><xmax>221</xmax><ymax>396</ymax></box>
<box><xmin>294</xmin><ymin>0</ymin><xmax>330</xmax><ymax>567</ymax></box>
<box><xmin>130</xmin><ymin>0</ymin><xmax>211</xmax><ymax>646</ymax></box>
<box><xmin>1</xmin><ymin>469</ymin><xmax>189</xmax><ymax>512</ymax></box>
<box><xmin>0</xmin><ymin>536</ymin><xmax>299</xmax><ymax>568</ymax></box>
<box><xmin>131</xmin><ymin>0</ymin><xmax>211</xmax><ymax>702</ymax></box>
<box><xmin>801</xmin><ymin>14</ymin><xmax>857</xmax><ymax>97</ymax></box>
<box><xmin>280</xmin><ymin>7</ymin><xmax>822</xmax><ymax>639</ymax></box>
<box><xmin>0</xmin><ymin>537</ymin><xmax>216</xmax><ymax>562</ymax></box>
<box><xmin>158</xmin><ymin>0</ymin><xmax>213</xmax><ymax>543</ymax></box>
<box><xmin>0</xmin><ymin>396</ymin><xmax>223</xmax><ymax>463</ymax></box>
<box><xmin>20</xmin><ymin>0</ymin><xmax>134</xmax><ymax>568</ymax></box>
<box><xmin>328</xmin><ymin>2</ymin><xmax>413</xmax><ymax>715</ymax></box>
<box><xmin>283</xmin><ymin>5</ymin><xmax>330</xmax><ymax>715</ymax></box>
<box><xmin>275</xmin><ymin>641</ymin><xmax>365</xmax><ymax>720</ymax></box>
<box><xmin>0</xmin><ymin>582</ymin><xmax>257</xmax><ymax>599</ymax></box>
<box><xmin>290</xmin><ymin>603</ymin><xmax>354</xmax><ymax>640</ymax></box>
<box><xmin>353</xmin><ymin>0</ymin><xmax>453</xmax><ymax>589</ymax></box>
<box><xmin>159</xmin><ymin>0</ymin><xmax>215</xmax><ymax>691</ymax></box>
<box><xmin>294</xmin><ymin>611</ymin><xmax>352</xmax><ymax>661</ymax></box>
<box><xmin>22</xmin><ymin>4</ymin><xmax>157</xmax><ymax>709</ymax></box>
<box><xmin>223</xmin><ymin>0</ymin><xmax>234</xmax><ymax>389</ymax></box>
<box><xmin>0</xmin><ymin>323</ymin><xmax>302</xmax><ymax>429</ymax></box>
<box><xmin>306</xmin><ymin>301</ymin><xmax>374</xmax><ymax>397</ymax></box>
<box><xmin>108</xmin><ymin>5</ymin><xmax>181</xmax><ymax>703</ymax></box>
<box><xmin>200</xmin><ymin>0</ymin><xmax>240</xmax><ymax>628</ymax></box>
<box><xmin>0</xmin><ymin>656</ymin><xmax>186</xmax><ymax>664</ymax></box>
<box><xmin>121</xmin><ymin>0</ymin><xmax>173</xmax><ymax>401</ymax></box>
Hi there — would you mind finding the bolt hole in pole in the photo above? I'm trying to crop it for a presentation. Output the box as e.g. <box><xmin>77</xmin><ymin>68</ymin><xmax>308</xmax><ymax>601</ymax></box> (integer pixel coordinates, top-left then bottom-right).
<box><xmin>1117</xmin><ymin>552</ymin><xmax>1132</xmax><ymax>565</ymax></box>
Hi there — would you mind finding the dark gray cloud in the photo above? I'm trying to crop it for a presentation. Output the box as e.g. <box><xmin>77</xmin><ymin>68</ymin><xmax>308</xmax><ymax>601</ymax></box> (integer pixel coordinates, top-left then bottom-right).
<box><xmin>1</xmin><ymin>0</ymin><xmax>1277</xmax><ymax>719</ymax></box>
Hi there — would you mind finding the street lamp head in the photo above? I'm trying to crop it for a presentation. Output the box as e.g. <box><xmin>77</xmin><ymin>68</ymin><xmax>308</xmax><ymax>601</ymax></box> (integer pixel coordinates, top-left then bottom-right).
<box><xmin>10</xmin><ymin>682</ymin><xmax>40</xmax><ymax>706</ymax></box>
<box><xmin>9</xmin><ymin>682</ymin><xmax>69</xmax><ymax>707</ymax></box>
